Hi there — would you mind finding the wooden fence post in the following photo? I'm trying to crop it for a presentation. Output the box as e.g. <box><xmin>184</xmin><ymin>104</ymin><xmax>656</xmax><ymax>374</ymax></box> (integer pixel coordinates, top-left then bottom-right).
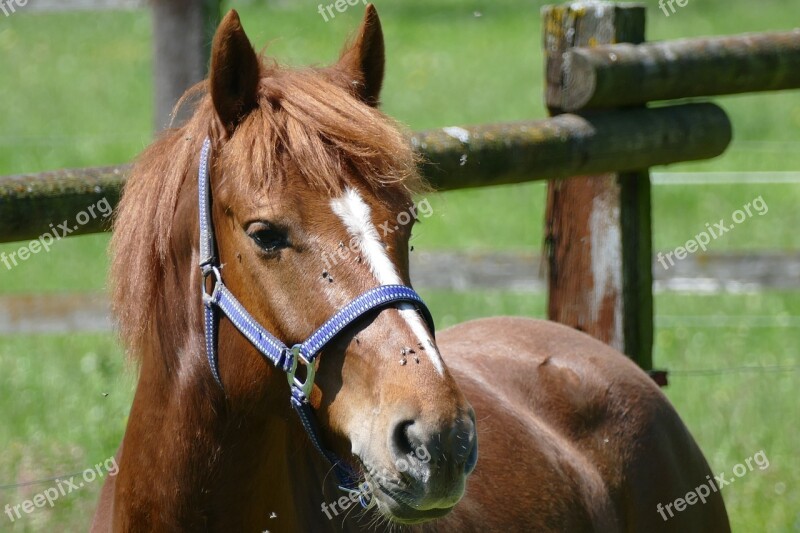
<box><xmin>542</xmin><ymin>2</ymin><xmax>653</xmax><ymax>370</ymax></box>
<box><xmin>152</xmin><ymin>0</ymin><xmax>221</xmax><ymax>130</ymax></box>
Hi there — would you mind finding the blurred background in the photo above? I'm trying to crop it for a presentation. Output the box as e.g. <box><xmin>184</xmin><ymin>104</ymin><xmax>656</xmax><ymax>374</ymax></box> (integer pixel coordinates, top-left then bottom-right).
<box><xmin>0</xmin><ymin>0</ymin><xmax>798</xmax><ymax>530</ymax></box>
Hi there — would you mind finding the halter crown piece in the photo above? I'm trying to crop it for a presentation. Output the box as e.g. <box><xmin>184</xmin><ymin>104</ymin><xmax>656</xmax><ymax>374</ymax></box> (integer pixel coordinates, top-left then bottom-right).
<box><xmin>197</xmin><ymin>138</ymin><xmax>435</xmax><ymax>503</ymax></box>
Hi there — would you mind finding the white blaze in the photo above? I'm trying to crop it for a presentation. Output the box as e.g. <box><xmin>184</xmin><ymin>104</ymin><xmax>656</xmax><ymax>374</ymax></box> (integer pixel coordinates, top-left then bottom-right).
<box><xmin>330</xmin><ymin>188</ymin><xmax>445</xmax><ymax>376</ymax></box>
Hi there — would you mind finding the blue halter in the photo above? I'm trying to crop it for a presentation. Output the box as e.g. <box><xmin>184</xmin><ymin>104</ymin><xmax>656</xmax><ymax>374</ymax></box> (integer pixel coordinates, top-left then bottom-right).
<box><xmin>197</xmin><ymin>138</ymin><xmax>435</xmax><ymax>500</ymax></box>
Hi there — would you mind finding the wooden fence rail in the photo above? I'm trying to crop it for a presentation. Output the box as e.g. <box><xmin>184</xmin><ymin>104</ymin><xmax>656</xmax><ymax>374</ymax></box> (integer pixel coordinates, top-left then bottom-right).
<box><xmin>556</xmin><ymin>30</ymin><xmax>800</xmax><ymax>111</ymax></box>
<box><xmin>0</xmin><ymin>103</ymin><xmax>731</xmax><ymax>244</ymax></box>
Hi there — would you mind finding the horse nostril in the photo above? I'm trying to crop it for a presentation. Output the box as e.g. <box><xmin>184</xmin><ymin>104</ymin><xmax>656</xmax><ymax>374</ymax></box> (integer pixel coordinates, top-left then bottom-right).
<box><xmin>388</xmin><ymin>413</ymin><xmax>477</xmax><ymax>475</ymax></box>
<box><xmin>391</xmin><ymin>419</ymin><xmax>417</xmax><ymax>457</ymax></box>
<box><xmin>455</xmin><ymin>411</ymin><xmax>478</xmax><ymax>473</ymax></box>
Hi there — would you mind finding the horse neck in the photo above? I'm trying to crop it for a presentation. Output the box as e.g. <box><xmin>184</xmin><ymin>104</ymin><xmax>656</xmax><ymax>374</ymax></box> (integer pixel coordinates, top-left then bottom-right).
<box><xmin>120</xmin><ymin>325</ymin><xmax>343</xmax><ymax>529</ymax></box>
<box><xmin>117</xmin><ymin>261</ymin><xmax>339</xmax><ymax>530</ymax></box>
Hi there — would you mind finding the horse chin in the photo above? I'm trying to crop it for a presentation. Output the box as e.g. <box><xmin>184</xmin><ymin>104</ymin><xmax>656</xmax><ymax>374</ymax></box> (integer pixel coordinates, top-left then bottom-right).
<box><xmin>371</xmin><ymin>486</ymin><xmax>459</xmax><ymax>525</ymax></box>
<box><xmin>357</xmin><ymin>466</ymin><xmax>465</xmax><ymax>525</ymax></box>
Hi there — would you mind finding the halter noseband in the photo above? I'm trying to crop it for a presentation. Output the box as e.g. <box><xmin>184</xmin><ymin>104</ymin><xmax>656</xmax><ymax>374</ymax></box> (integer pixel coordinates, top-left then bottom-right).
<box><xmin>197</xmin><ymin>138</ymin><xmax>435</xmax><ymax>499</ymax></box>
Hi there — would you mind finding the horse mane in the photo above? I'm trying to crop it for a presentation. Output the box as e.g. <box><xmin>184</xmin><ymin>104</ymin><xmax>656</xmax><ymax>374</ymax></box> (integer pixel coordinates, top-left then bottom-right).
<box><xmin>110</xmin><ymin>56</ymin><xmax>425</xmax><ymax>359</ymax></box>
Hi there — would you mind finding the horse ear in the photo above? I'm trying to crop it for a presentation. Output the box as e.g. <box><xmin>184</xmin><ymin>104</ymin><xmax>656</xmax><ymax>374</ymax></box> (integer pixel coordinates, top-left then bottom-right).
<box><xmin>209</xmin><ymin>10</ymin><xmax>260</xmax><ymax>136</ymax></box>
<box><xmin>337</xmin><ymin>4</ymin><xmax>385</xmax><ymax>107</ymax></box>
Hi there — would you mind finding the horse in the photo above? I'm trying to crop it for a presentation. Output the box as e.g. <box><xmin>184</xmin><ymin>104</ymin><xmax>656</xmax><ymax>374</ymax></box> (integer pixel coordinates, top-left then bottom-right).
<box><xmin>92</xmin><ymin>5</ymin><xmax>730</xmax><ymax>532</ymax></box>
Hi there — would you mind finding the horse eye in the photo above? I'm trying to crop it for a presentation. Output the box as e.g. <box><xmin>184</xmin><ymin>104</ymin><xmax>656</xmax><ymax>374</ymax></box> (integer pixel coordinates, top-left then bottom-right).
<box><xmin>247</xmin><ymin>223</ymin><xmax>289</xmax><ymax>252</ymax></box>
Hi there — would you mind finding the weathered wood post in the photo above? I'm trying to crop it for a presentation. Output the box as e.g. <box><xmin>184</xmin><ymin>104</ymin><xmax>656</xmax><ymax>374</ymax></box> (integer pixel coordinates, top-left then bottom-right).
<box><xmin>542</xmin><ymin>2</ymin><xmax>653</xmax><ymax>370</ymax></box>
<box><xmin>152</xmin><ymin>0</ymin><xmax>221</xmax><ymax>130</ymax></box>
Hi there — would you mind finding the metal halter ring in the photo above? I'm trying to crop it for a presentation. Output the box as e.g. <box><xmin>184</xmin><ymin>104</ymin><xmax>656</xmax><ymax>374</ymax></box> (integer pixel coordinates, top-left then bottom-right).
<box><xmin>287</xmin><ymin>345</ymin><xmax>316</xmax><ymax>398</ymax></box>
<box><xmin>201</xmin><ymin>265</ymin><xmax>222</xmax><ymax>303</ymax></box>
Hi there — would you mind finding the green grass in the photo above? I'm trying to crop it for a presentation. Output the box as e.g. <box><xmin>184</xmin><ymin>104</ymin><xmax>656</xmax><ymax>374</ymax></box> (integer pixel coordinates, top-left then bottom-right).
<box><xmin>0</xmin><ymin>334</ymin><xmax>132</xmax><ymax>532</ymax></box>
<box><xmin>655</xmin><ymin>292</ymin><xmax>800</xmax><ymax>532</ymax></box>
<box><xmin>0</xmin><ymin>0</ymin><xmax>799</xmax><ymax>531</ymax></box>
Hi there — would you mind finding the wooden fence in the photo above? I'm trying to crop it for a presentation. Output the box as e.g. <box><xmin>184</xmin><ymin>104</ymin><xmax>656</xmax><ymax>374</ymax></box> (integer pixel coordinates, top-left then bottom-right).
<box><xmin>1</xmin><ymin>1</ymin><xmax>799</xmax><ymax>374</ymax></box>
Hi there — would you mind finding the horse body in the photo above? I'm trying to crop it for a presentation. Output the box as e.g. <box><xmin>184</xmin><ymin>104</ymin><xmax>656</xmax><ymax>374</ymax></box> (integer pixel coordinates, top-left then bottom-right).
<box><xmin>431</xmin><ymin>317</ymin><xmax>729</xmax><ymax>532</ymax></box>
<box><xmin>93</xmin><ymin>5</ymin><xmax>730</xmax><ymax>532</ymax></box>
<box><xmin>93</xmin><ymin>316</ymin><xmax>729</xmax><ymax>533</ymax></box>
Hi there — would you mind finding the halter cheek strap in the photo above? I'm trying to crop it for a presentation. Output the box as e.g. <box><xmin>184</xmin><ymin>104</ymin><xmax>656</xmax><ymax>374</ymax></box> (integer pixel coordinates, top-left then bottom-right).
<box><xmin>197</xmin><ymin>138</ymin><xmax>435</xmax><ymax>497</ymax></box>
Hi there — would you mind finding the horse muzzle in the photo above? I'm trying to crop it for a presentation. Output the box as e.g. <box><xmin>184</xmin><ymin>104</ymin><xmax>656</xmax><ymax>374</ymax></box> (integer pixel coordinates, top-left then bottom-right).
<box><xmin>360</xmin><ymin>408</ymin><xmax>478</xmax><ymax>524</ymax></box>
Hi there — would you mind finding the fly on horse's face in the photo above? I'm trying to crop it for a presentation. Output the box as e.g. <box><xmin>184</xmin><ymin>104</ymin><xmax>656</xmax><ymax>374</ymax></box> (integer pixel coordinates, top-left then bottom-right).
<box><xmin>205</xmin><ymin>6</ymin><xmax>477</xmax><ymax>524</ymax></box>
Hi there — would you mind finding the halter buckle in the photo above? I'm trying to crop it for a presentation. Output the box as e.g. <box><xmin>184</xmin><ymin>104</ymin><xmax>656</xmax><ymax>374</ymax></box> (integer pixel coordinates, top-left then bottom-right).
<box><xmin>287</xmin><ymin>344</ymin><xmax>316</xmax><ymax>399</ymax></box>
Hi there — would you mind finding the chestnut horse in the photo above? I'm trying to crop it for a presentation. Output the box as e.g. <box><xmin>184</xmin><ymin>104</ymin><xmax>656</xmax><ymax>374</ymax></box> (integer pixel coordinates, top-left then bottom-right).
<box><xmin>92</xmin><ymin>6</ymin><xmax>730</xmax><ymax>532</ymax></box>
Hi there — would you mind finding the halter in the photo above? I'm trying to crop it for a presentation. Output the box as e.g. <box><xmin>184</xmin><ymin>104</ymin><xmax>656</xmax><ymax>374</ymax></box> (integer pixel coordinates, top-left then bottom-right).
<box><xmin>197</xmin><ymin>138</ymin><xmax>435</xmax><ymax>502</ymax></box>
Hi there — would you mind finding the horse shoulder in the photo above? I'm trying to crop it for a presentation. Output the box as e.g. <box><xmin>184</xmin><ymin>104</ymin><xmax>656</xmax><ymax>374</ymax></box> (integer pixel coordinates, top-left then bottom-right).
<box><xmin>433</xmin><ymin>316</ymin><xmax>730</xmax><ymax>532</ymax></box>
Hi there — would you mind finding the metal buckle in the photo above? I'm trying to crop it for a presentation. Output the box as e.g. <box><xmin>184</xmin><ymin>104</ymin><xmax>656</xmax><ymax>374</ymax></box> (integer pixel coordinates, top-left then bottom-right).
<box><xmin>201</xmin><ymin>265</ymin><xmax>222</xmax><ymax>303</ymax></box>
<box><xmin>287</xmin><ymin>344</ymin><xmax>316</xmax><ymax>399</ymax></box>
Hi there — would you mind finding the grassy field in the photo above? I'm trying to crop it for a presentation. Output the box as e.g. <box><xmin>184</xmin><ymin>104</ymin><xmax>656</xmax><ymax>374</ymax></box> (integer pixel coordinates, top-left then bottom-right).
<box><xmin>1</xmin><ymin>0</ymin><xmax>799</xmax><ymax>531</ymax></box>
